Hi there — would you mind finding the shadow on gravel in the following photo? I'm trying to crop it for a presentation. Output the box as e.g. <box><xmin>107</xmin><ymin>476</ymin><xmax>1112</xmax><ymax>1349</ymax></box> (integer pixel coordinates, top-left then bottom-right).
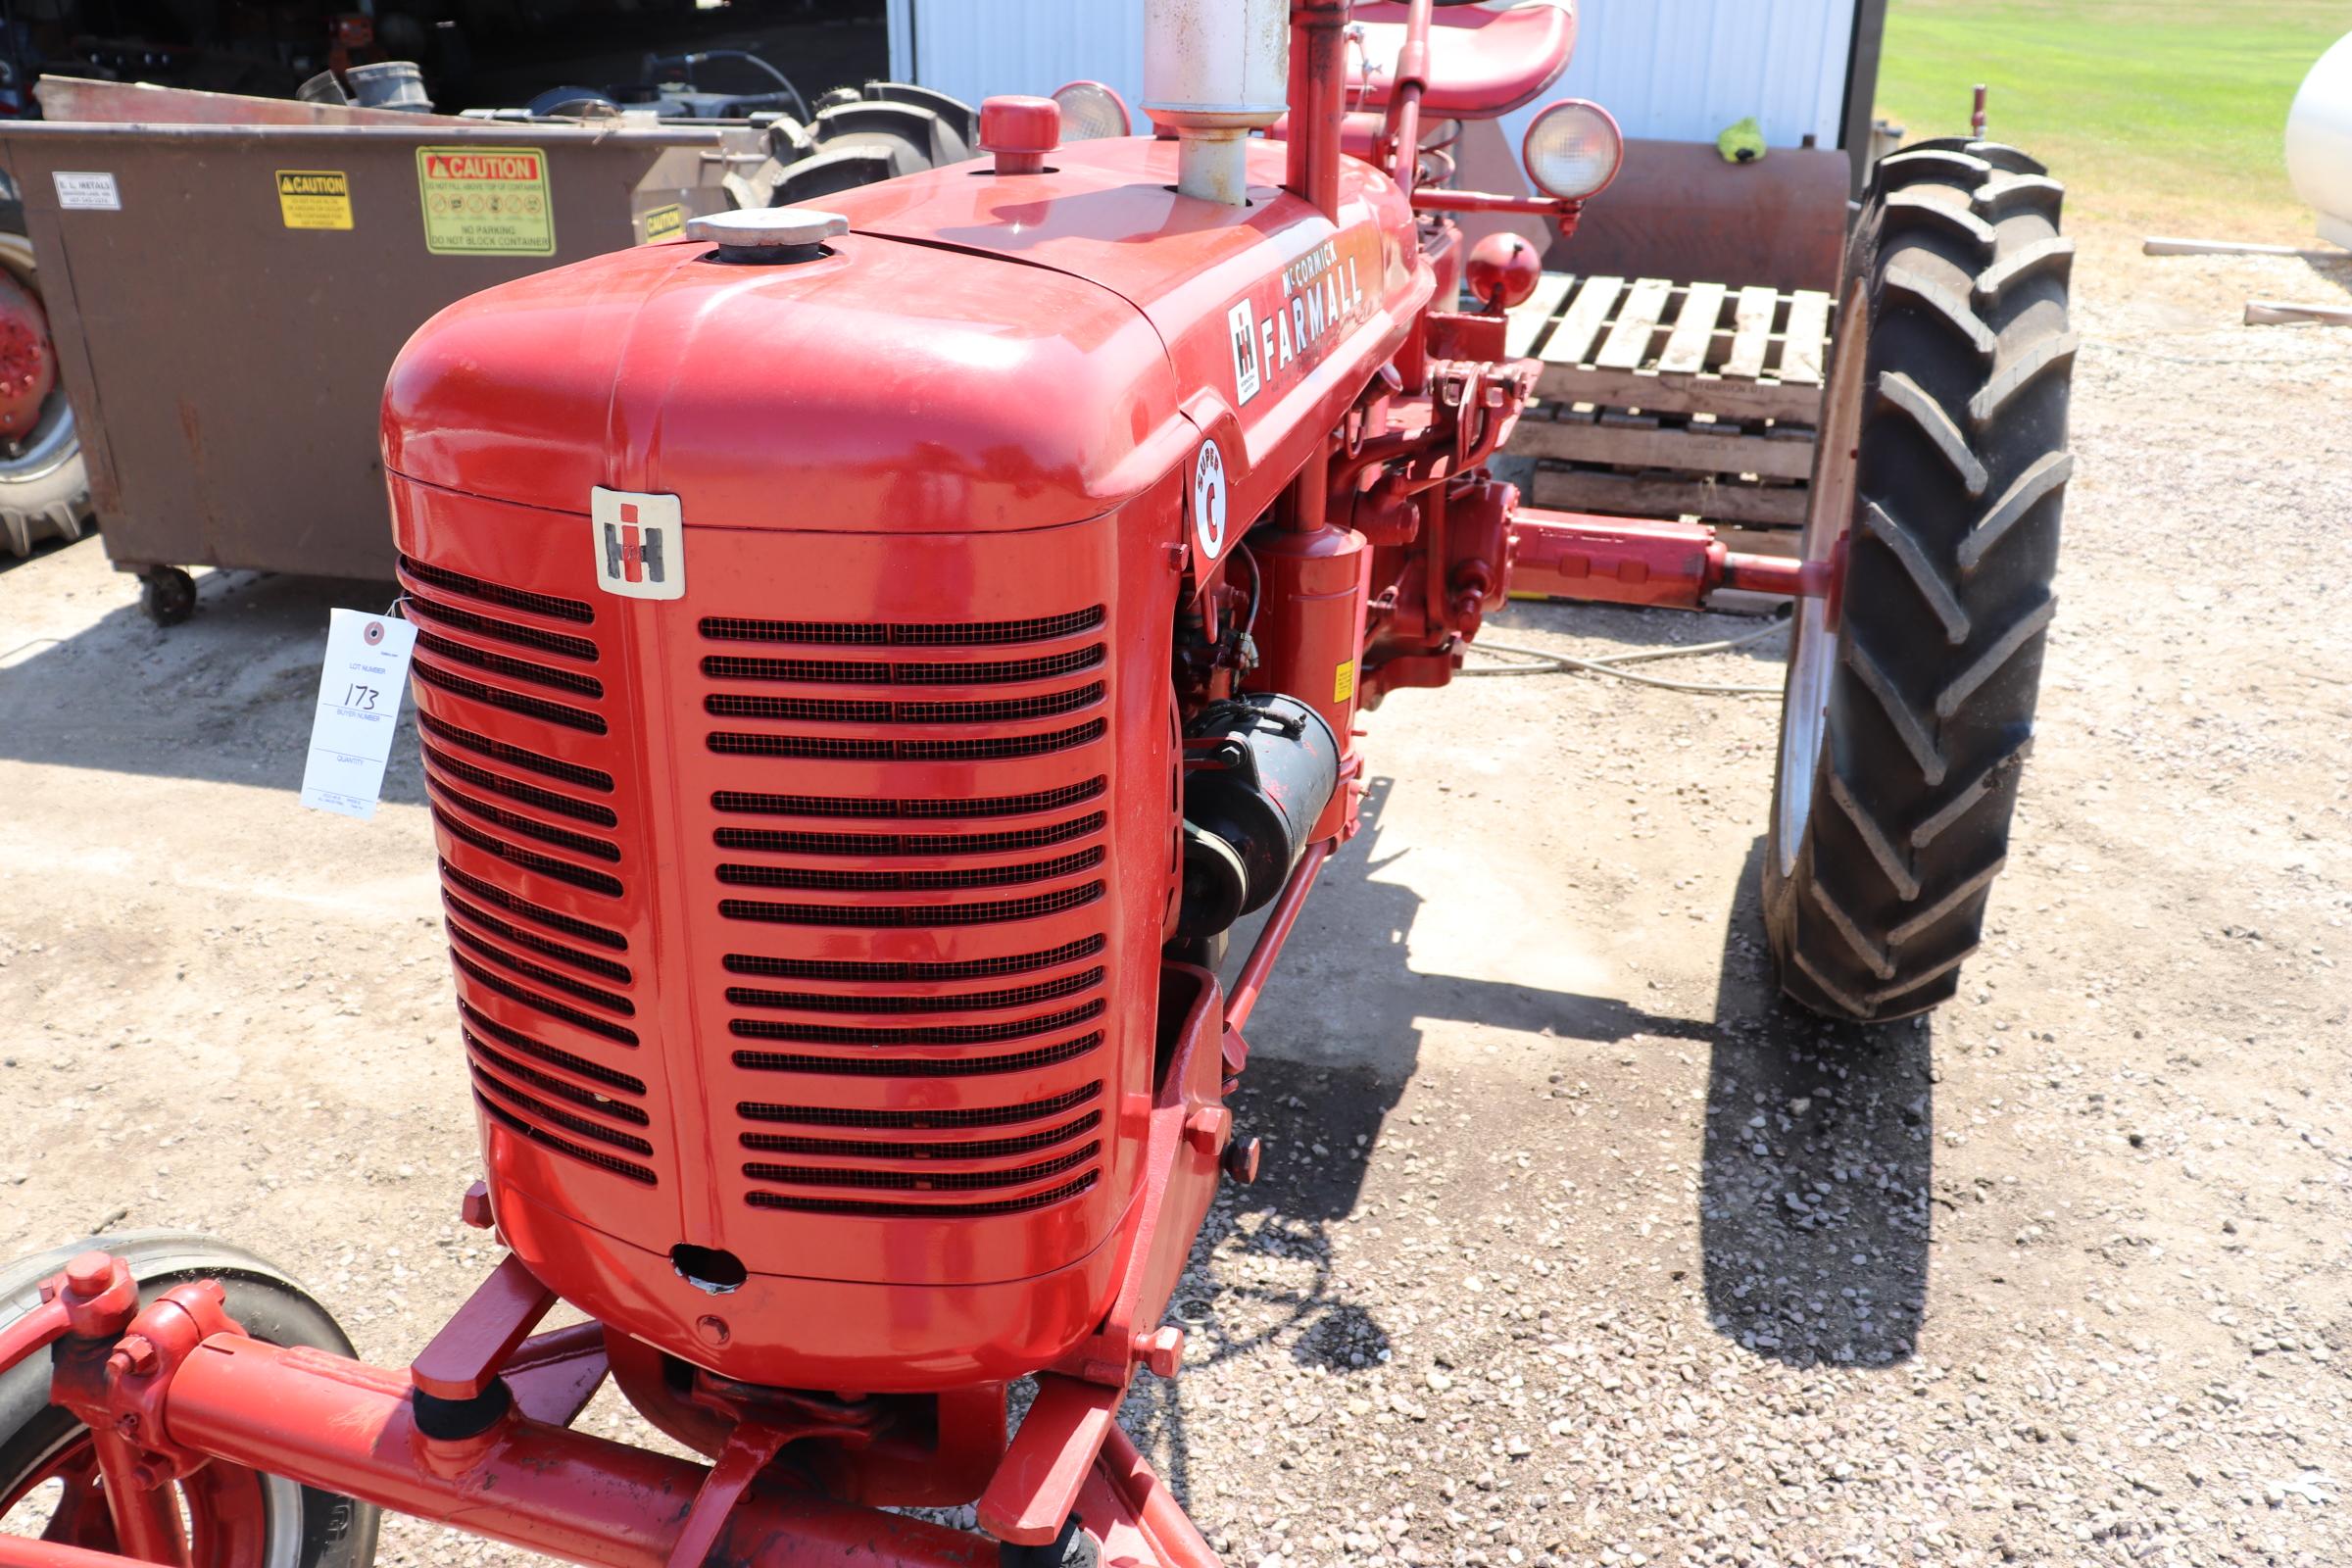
<box><xmin>1122</xmin><ymin>1054</ymin><xmax>1404</xmax><ymax>1508</ymax></box>
<box><xmin>1698</xmin><ymin>834</ymin><xmax>1935</xmax><ymax>1367</ymax></box>
<box><xmin>0</xmin><ymin>565</ymin><xmax>420</xmax><ymax>802</ymax></box>
<box><xmin>1124</xmin><ymin>775</ymin><xmax>1722</xmax><ymax>1505</ymax></box>
<box><xmin>1480</xmin><ymin>594</ymin><xmax>1793</xmax><ymax>669</ymax></box>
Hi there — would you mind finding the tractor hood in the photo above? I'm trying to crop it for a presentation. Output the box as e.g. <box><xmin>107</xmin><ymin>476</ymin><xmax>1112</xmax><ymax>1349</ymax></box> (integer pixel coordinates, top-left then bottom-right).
<box><xmin>383</xmin><ymin>135</ymin><xmax>1425</xmax><ymax>533</ymax></box>
<box><xmin>383</xmin><ymin>214</ymin><xmax>1182</xmax><ymax>532</ymax></box>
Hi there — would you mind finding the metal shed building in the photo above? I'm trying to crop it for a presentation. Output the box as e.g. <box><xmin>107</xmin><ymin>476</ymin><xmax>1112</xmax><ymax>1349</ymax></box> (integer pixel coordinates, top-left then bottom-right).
<box><xmin>884</xmin><ymin>0</ymin><xmax>1886</xmax><ymax>172</ymax></box>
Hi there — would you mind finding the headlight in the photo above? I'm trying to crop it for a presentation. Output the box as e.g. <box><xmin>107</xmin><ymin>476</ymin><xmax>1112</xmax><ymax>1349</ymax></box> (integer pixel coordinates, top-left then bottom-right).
<box><xmin>1052</xmin><ymin>79</ymin><xmax>1132</xmax><ymax>140</ymax></box>
<box><xmin>1523</xmin><ymin>98</ymin><xmax>1624</xmax><ymax>201</ymax></box>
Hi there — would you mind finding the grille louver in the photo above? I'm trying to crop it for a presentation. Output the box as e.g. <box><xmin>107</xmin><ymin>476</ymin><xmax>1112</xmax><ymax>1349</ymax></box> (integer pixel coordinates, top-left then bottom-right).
<box><xmin>707</xmin><ymin>603</ymin><xmax>1115</xmax><ymax>1219</ymax></box>
<box><xmin>407</xmin><ymin>555</ymin><xmax>643</xmax><ymax>1192</ymax></box>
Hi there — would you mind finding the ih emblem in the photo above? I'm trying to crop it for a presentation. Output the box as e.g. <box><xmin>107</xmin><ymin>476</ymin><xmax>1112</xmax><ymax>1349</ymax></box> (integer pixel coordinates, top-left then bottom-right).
<box><xmin>590</xmin><ymin>486</ymin><xmax>685</xmax><ymax>601</ymax></box>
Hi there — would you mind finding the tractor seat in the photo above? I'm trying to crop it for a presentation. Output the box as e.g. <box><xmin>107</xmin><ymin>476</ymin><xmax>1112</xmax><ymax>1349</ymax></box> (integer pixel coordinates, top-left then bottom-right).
<box><xmin>1346</xmin><ymin>2</ymin><xmax>1577</xmax><ymax>120</ymax></box>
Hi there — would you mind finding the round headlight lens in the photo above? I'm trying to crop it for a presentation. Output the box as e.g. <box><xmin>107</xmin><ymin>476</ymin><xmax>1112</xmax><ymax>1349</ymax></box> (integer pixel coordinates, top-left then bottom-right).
<box><xmin>1052</xmin><ymin>80</ymin><xmax>1132</xmax><ymax>140</ymax></box>
<box><xmin>1523</xmin><ymin>99</ymin><xmax>1624</xmax><ymax>201</ymax></box>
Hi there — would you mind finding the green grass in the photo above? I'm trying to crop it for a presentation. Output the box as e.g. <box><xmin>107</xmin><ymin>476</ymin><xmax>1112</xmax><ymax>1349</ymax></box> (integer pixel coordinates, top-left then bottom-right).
<box><xmin>1877</xmin><ymin>0</ymin><xmax>2352</xmax><ymax>238</ymax></box>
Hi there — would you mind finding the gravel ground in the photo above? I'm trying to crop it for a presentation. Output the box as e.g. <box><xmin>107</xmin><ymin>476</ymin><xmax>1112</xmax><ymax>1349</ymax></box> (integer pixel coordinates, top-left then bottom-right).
<box><xmin>3</xmin><ymin>219</ymin><xmax>2350</xmax><ymax>1568</ymax></box>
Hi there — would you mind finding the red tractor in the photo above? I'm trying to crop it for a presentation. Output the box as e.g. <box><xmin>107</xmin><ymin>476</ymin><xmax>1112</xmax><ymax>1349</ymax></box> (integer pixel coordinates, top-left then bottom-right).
<box><xmin>0</xmin><ymin>2</ymin><xmax>2074</xmax><ymax>1565</ymax></box>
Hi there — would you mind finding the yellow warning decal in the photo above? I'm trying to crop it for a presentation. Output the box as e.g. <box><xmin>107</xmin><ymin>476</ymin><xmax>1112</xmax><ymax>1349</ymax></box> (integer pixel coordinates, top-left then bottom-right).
<box><xmin>275</xmin><ymin>170</ymin><xmax>353</xmax><ymax>230</ymax></box>
<box><xmin>1334</xmin><ymin>659</ymin><xmax>1355</xmax><ymax>705</ymax></box>
<box><xmin>416</xmin><ymin>146</ymin><xmax>554</xmax><ymax>257</ymax></box>
<box><xmin>641</xmin><ymin>204</ymin><xmax>685</xmax><ymax>243</ymax></box>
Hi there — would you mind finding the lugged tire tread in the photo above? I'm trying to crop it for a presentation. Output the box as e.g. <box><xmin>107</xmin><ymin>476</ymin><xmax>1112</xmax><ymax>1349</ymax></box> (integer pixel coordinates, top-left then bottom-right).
<box><xmin>1874</xmin><ymin>148</ymin><xmax>1991</xmax><ymax>187</ymax></box>
<box><xmin>1839</xmin><ymin>633</ymin><xmax>1948</xmax><ymax>785</ymax></box>
<box><xmin>1935</xmin><ymin>595</ymin><xmax>2056</xmax><ymax>717</ymax></box>
<box><xmin>1888</xmin><ymin>856</ymin><xmax>2008</xmax><ymax>946</ymax></box>
<box><xmin>1882</xmin><ymin>264</ymin><xmax>1997</xmax><ymax>359</ymax></box>
<box><xmin>1827</xmin><ymin>770</ymin><xmax>1922</xmax><ymax>899</ymax></box>
<box><xmin>1807</xmin><ymin>877</ymin><xmax>1896</xmax><ymax>979</ymax></box>
<box><xmin>1959</xmin><ymin>453</ymin><xmax>2073</xmax><ymax>571</ymax></box>
<box><xmin>1909</xmin><ymin>732</ymin><xmax>2034</xmax><ymax>850</ymax></box>
<box><xmin>1974</xmin><ymin>236</ymin><xmax>2075</xmax><ymax>302</ymax></box>
<box><xmin>1974</xmin><ymin>172</ymin><xmax>2066</xmax><ymax>218</ymax></box>
<box><xmin>1882</xmin><ymin>189</ymin><xmax>1998</xmax><ymax>251</ymax></box>
<box><xmin>1860</xmin><ymin>501</ymin><xmax>1971</xmax><ymax>643</ymax></box>
<box><xmin>1762</xmin><ymin>139</ymin><xmax>2071</xmax><ymax>1021</ymax></box>
<box><xmin>1878</xmin><ymin>371</ymin><xmax>1989</xmax><ymax>496</ymax></box>
<box><xmin>1969</xmin><ymin>330</ymin><xmax>2081</xmax><ymax>424</ymax></box>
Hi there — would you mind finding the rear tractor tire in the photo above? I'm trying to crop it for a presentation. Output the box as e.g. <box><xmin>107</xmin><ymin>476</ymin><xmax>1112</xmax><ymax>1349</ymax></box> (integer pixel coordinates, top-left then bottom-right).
<box><xmin>1763</xmin><ymin>138</ymin><xmax>2076</xmax><ymax>1022</ymax></box>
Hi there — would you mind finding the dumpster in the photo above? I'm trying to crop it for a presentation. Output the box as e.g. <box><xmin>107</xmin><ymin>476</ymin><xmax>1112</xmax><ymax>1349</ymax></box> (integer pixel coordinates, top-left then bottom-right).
<box><xmin>0</xmin><ymin>81</ymin><xmax>750</xmax><ymax>620</ymax></box>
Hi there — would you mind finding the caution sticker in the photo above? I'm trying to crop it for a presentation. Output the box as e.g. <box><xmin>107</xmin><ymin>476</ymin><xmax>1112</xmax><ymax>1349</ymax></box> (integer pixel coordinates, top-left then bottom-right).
<box><xmin>640</xmin><ymin>203</ymin><xmax>684</xmax><ymax>243</ymax></box>
<box><xmin>1334</xmin><ymin>659</ymin><xmax>1355</xmax><ymax>705</ymax></box>
<box><xmin>275</xmin><ymin>169</ymin><xmax>353</xmax><ymax>230</ymax></box>
<box><xmin>416</xmin><ymin>146</ymin><xmax>553</xmax><ymax>256</ymax></box>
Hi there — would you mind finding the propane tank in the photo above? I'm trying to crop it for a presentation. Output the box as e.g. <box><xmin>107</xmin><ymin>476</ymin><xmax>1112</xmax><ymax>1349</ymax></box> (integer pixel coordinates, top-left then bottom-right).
<box><xmin>1143</xmin><ymin>0</ymin><xmax>1290</xmax><ymax>204</ymax></box>
<box><xmin>2287</xmin><ymin>31</ymin><xmax>2352</xmax><ymax>249</ymax></box>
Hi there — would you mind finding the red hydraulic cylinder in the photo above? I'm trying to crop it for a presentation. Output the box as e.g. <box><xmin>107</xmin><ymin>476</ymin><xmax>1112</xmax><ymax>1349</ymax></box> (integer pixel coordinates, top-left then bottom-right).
<box><xmin>1509</xmin><ymin>508</ymin><xmax>1830</xmax><ymax>609</ymax></box>
<box><xmin>162</xmin><ymin>1337</ymin><xmax>992</xmax><ymax>1568</ymax></box>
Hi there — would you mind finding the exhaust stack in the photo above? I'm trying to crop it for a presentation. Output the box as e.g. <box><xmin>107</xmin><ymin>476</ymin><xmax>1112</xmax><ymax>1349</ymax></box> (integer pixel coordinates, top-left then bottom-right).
<box><xmin>1143</xmin><ymin>0</ymin><xmax>1291</xmax><ymax>205</ymax></box>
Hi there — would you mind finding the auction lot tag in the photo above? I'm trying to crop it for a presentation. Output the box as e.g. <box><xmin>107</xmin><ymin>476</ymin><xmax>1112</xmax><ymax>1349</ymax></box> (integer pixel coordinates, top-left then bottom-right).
<box><xmin>416</xmin><ymin>146</ymin><xmax>553</xmax><ymax>256</ymax></box>
<box><xmin>301</xmin><ymin>609</ymin><xmax>417</xmax><ymax>821</ymax></box>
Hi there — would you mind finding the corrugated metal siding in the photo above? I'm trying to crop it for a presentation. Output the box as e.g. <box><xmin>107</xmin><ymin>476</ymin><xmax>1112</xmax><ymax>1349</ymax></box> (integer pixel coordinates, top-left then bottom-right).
<box><xmin>1532</xmin><ymin>0</ymin><xmax>1856</xmax><ymax>149</ymax></box>
<box><xmin>887</xmin><ymin>0</ymin><xmax>1149</xmax><ymax>119</ymax></box>
<box><xmin>890</xmin><ymin>0</ymin><xmax>1855</xmax><ymax>150</ymax></box>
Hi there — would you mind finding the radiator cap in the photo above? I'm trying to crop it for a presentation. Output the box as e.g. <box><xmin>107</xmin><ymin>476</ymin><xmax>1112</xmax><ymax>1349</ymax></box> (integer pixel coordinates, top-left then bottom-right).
<box><xmin>686</xmin><ymin>207</ymin><xmax>848</xmax><ymax>263</ymax></box>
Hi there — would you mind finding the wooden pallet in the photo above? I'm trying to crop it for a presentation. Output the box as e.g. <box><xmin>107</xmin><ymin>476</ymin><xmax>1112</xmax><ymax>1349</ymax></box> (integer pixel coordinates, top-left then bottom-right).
<box><xmin>1502</xmin><ymin>272</ymin><xmax>1833</xmax><ymax>539</ymax></box>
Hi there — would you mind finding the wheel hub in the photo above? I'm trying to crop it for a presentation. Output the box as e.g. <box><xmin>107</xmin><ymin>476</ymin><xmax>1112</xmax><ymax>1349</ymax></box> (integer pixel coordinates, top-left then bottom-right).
<box><xmin>0</xmin><ymin>270</ymin><xmax>56</xmax><ymax>442</ymax></box>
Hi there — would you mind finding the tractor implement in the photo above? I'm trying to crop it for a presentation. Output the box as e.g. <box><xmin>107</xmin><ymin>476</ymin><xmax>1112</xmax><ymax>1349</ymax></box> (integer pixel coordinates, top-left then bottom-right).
<box><xmin>2</xmin><ymin>1</ymin><xmax>2077</xmax><ymax>1564</ymax></box>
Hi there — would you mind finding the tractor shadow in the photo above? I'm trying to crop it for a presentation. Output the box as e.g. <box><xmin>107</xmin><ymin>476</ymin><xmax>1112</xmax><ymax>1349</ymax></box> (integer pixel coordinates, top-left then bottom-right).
<box><xmin>1699</xmin><ymin>836</ymin><xmax>1935</xmax><ymax>1369</ymax></box>
<box><xmin>1119</xmin><ymin>791</ymin><xmax>1934</xmax><ymax>1512</ymax></box>
<box><xmin>0</xmin><ymin>564</ymin><xmax>426</xmax><ymax>803</ymax></box>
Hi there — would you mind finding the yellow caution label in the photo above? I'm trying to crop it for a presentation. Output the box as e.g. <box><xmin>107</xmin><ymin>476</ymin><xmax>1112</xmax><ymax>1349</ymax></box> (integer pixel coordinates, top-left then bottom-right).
<box><xmin>416</xmin><ymin>146</ymin><xmax>554</xmax><ymax>256</ymax></box>
<box><xmin>640</xmin><ymin>204</ymin><xmax>685</xmax><ymax>243</ymax></box>
<box><xmin>275</xmin><ymin>169</ymin><xmax>353</xmax><ymax>230</ymax></box>
<box><xmin>1334</xmin><ymin>659</ymin><xmax>1355</xmax><ymax>705</ymax></box>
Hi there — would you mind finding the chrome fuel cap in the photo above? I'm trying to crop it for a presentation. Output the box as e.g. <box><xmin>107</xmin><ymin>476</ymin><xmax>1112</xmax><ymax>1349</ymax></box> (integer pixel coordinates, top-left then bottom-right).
<box><xmin>686</xmin><ymin>207</ymin><xmax>848</xmax><ymax>262</ymax></box>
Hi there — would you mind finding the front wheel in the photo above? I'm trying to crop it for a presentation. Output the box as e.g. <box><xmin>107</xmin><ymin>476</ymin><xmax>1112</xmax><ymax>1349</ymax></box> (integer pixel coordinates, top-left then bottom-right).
<box><xmin>1764</xmin><ymin>138</ymin><xmax>2076</xmax><ymax>1022</ymax></box>
<box><xmin>0</xmin><ymin>1231</ymin><xmax>381</xmax><ymax>1568</ymax></box>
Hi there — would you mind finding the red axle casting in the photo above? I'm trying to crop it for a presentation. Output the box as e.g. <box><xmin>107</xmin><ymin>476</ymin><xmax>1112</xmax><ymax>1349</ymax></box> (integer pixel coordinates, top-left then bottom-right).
<box><xmin>1511</xmin><ymin>508</ymin><xmax>1835</xmax><ymax>611</ymax></box>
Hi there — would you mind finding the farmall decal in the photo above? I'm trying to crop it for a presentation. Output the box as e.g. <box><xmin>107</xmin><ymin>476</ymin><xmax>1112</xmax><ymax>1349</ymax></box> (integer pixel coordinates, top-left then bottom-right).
<box><xmin>590</xmin><ymin>486</ymin><xmax>685</xmax><ymax>601</ymax></box>
<box><xmin>1227</xmin><ymin>235</ymin><xmax>1375</xmax><ymax>407</ymax></box>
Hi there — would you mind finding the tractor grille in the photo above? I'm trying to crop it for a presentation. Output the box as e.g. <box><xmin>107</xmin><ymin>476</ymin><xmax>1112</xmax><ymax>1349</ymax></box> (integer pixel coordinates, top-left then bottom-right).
<box><xmin>703</xmin><ymin>602</ymin><xmax>1117</xmax><ymax>1222</ymax></box>
<box><xmin>400</xmin><ymin>554</ymin><xmax>652</xmax><ymax>1192</ymax></box>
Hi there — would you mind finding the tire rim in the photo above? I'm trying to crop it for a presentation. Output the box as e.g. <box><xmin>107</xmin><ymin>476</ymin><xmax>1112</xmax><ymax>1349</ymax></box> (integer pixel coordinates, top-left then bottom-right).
<box><xmin>1775</xmin><ymin>283</ymin><xmax>1869</xmax><ymax>878</ymax></box>
<box><xmin>0</xmin><ymin>233</ymin><xmax>77</xmax><ymax>487</ymax></box>
<box><xmin>1</xmin><ymin>1425</ymin><xmax>300</xmax><ymax>1567</ymax></box>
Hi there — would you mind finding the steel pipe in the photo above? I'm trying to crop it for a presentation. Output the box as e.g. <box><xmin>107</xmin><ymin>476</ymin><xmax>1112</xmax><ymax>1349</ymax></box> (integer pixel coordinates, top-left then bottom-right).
<box><xmin>162</xmin><ymin>1337</ymin><xmax>991</xmax><ymax>1568</ymax></box>
<box><xmin>1224</xmin><ymin>837</ymin><xmax>1333</xmax><ymax>1034</ymax></box>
